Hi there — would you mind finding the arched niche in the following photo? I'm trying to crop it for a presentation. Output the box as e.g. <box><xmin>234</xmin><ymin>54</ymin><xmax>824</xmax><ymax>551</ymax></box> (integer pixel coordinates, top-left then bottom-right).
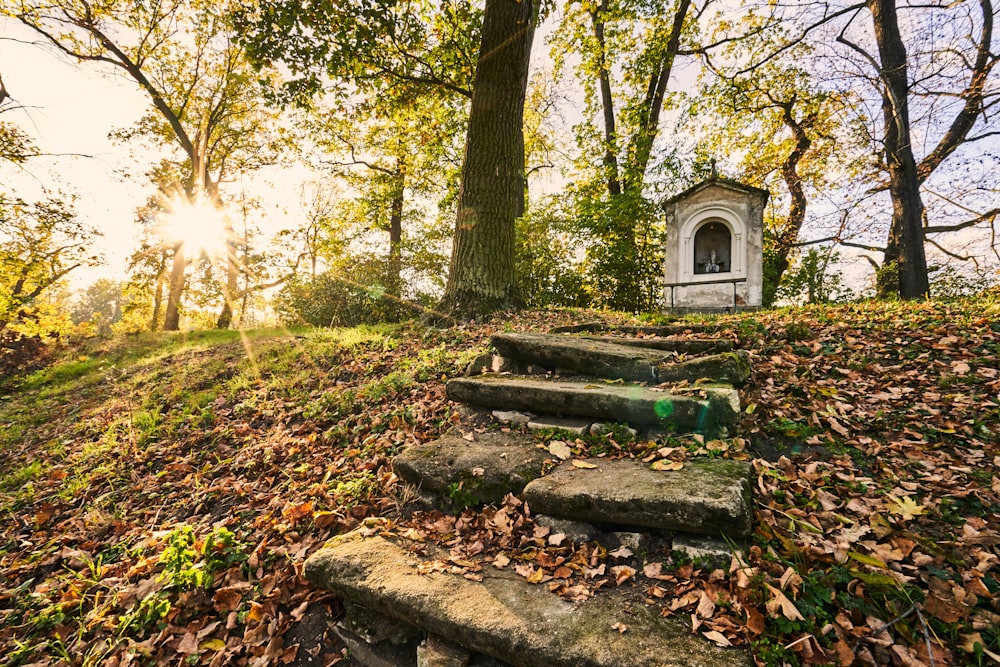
<box><xmin>678</xmin><ymin>205</ymin><xmax>745</xmax><ymax>280</ymax></box>
<box><xmin>693</xmin><ymin>220</ymin><xmax>731</xmax><ymax>274</ymax></box>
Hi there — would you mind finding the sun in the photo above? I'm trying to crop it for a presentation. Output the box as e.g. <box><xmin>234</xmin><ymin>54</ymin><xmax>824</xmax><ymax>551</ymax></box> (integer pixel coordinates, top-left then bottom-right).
<box><xmin>160</xmin><ymin>197</ymin><xmax>230</xmax><ymax>255</ymax></box>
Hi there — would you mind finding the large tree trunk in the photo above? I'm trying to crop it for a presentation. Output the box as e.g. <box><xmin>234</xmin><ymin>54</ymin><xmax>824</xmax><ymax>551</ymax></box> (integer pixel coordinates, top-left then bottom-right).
<box><xmin>437</xmin><ymin>0</ymin><xmax>535</xmax><ymax>319</ymax></box>
<box><xmin>870</xmin><ymin>0</ymin><xmax>929</xmax><ymax>300</ymax></box>
<box><xmin>163</xmin><ymin>242</ymin><xmax>187</xmax><ymax>331</ymax></box>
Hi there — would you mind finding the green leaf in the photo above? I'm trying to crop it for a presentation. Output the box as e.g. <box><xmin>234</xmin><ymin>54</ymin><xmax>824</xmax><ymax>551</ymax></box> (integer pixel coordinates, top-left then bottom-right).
<box><xmin>847</xmin><ymin>551</ymin><xmax>888</xmax><ymax>569</ymax></box>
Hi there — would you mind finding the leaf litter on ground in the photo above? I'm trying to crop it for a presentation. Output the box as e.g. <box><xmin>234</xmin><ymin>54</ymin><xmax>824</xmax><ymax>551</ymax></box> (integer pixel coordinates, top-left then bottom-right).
<box><xmin>1</xmin><ymin>298</ymin><xmax>998</xmax><ymax>666</ymax></box>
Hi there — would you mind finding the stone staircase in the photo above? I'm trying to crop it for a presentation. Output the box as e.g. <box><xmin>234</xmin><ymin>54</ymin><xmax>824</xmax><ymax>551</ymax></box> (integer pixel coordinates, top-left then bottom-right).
<box><xmin>304</xmin><ymin>326</ymin><xmax>756</xmax><ymax>667</ymax></box>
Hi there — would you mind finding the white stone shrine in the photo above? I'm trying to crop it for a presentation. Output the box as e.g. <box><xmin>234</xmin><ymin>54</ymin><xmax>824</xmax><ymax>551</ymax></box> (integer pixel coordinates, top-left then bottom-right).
<box><xmin>662</xmin><ymin>173</ymin><xmax>768</xmax><ymax>312</ymax></box>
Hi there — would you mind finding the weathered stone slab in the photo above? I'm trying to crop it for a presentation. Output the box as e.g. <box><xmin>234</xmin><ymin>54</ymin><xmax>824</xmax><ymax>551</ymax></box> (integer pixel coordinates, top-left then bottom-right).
<box><xmin>417</xmin><ymin>635</ymin><xmax>470</xmax><ymax>667</ymax></box>
<box><xmin>466</xmin><ymin>354</ymin><xmax>518</xmax><ymax>377</ymax></box>
<box><xmin>490</xmin><ymin>333</ymin><xmax>750</xmax><ymax>386</ymax></box>
<box><xmin>523</xmin><ymin>458</ymin><xmax>754</xmax><ymax>539</ymax></box>
<box><xmin>447</xmin><ymin>376</ymin><xmax>739</xmax><ymax>432</ymax></box>
<box><xmin>304</xmin><ymin>532</ymin><xmax>753</xmax><ymax>667</ymax></box>
<box><xmin>491</xmin><ymin>410</ymin><xmax>533</xmax><ymax>425</ymax></box>
<box><xmin>549</xmin><ymin>323</ymin><xmax>718</xmax><ymax>336</ymax></box>
<box><xmin>671</xmin><ymin>534</ymin><xmax>743</xmax><ymax>571</ymax></box>
<box><xmin>613</xmin><ymin>324</ymin><xmax>719</xmax><ymax>336</ymax></box>
<box><xmin>526</xmin><ymin>416</ymin><xmax>591</xmax><ymax>434</ymax></box>
<box><xmin>581</xmin><ymin>335</ymin><xmax>733</xmax><ymax>354</ymax></box>
<box><xmin>392</xmin><ymin>430</ymin><xmax>547</xmax><ymax>506</ymax></box>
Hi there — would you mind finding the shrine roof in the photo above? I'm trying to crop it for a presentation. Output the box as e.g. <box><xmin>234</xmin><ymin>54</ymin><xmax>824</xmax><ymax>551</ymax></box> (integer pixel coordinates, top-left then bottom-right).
<box><xmin>662</xmin><ymin>175</ymin><xmax>770</xmax><ymax>207</ymax></box>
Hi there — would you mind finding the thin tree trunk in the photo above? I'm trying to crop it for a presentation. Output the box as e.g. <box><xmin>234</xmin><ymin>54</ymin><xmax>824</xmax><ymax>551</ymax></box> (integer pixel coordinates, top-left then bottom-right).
<box><xmin>151</xmin><ymin>249</ymin><xmax>167</xmax><ymax>331</ymax></box>
<box><xmin>163</xmin><ymin>243</ymin><xmax>186</xmax><ymax>331</ymax></box>
<box><xmin>438</xmin><ymin>0</ymin><xmax>535</xmax><ymax>318</ymax></box>
<box><xmin>216</xmin><ymin>216</ymin><xmax>238</xmax><ymax>329</ymax></box>
<box><xmin>626</xmin><ymin>0</ymin><xmax>691</xmax><ymax>190</ymax></box>
<box><xmin>870</xmin><ymin>0</ymin><xmax>929</xmax><ymax>299</ymax></box>
<box><xmin>766</xmin><ymin>105</ymin><xmax>814</xmax><ymax>306</ymax></box>
<box><xmin>588</xmin><ymin>0</ymin><xmax>691</xmax><ymax>311</ymax></box>
<box><xmin>388</xmin><ymin>164</ymin><xmax>405</xmax><ymax>296</ymax></box>
<box><xmin>590</xmin><ymin>0</ymin><xmax>622</xmax><ymax>197</ymax></box>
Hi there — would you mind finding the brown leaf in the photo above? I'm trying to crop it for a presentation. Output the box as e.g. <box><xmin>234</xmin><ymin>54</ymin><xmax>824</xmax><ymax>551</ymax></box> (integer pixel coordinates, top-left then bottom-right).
<box><xmin>610</xmin><ymin>565</ymin><xmax>635</xmax><ymax>586</ymax></box>
<box><xmin>282</xmin><ymin>501</ymin><xmax>313</xmax><ymax>524</ymax></box>
<box><xmin>765</xmin><ymin>584</ymin><xmax>804</xmax><ymax>622</ymax></box>
<box><xmin>779</xmin><ymin>566</ymin><xmax>803</xmax><ymax>594</ymax></box>
<box><xmin>817</xmin><ymin>489</ymin><xmax>840</xmax><ymax>511</ymax></box>
<box><xmin>548</xmin><ymin>440</ymin><xmax>571</xmax><ymax>460</ymax></box>
<box><xmin>745</xmin><ymin>606</ymin><xmax>766</xmax><ymax>636</ymax></box>
<box><xmin>695</xmin><ymin>590</ymin><xmax>716</xmax><ymax>619</ymax></box>
<box><xmin>34</xmin><ymin>502</ymin><xmax>56</xmax><ymax>528</ymax></box>
<box><xmin>923</xmin><ymin>594</ymin><xmax>966</xmax><ymax>623</ymax></box>
<box><xmin>702</xmin><ymin>630</ymin><xmax>732</xmax><ymax>647</ymax></box>
<box><xmin>176</xmin><ymin>632</ymin><xmax>200</xmax><ymax>654</ymax></box>
<box><xmin>611</xmin><ymin>621</ymin><xmax>628</xmax><ymax>633</ymax></box>
<box><xmin>833</xmin><ymin>639</ymin><xmax>855</xmax><ymax>667</ymax></box>
<box><xmin>212</xmin><ymin>588</ymin><xmax>243</xmax><ymax>613</ymax></box>
<box><xmin>608</xmin><ymin>546</ymin><xmax>633</xmax><ymax>559</ymax></box>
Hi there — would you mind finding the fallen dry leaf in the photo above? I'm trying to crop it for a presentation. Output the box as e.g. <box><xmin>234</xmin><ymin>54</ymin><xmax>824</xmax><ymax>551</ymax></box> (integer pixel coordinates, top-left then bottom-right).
<box><xmin>548</xmin><ymin>441</ymin><xmax>572</xmax><ymax>460</ymax></box>
<box><xmin>611</xmin><ymin>565</ymin><xmax>635</xmax><ymax>586</ymax></box>
<box><xmin>702</xmin><ymin>630</ymin><xmax>732</xmax><ymax>647</ymax></box>
<box><xmin>765</xmin><ymin>584</ymin><xmax>805</xmax><ymax>622</ymax></box>
<box><xmin>651</xmin><ymin>459</ymin><xmax>684</xmax><ymax>471</ymax></box>
<box><xmin>886</xmin><ymin>495</ymin><xmax>927</xmax><ymax>521</ymax></box>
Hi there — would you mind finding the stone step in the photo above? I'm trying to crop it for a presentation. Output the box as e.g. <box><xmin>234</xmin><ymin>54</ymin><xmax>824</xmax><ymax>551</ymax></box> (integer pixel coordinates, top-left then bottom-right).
<box><xmin>392</xmin><ymin>430</ymin><xmax>547</xmax><ymax>506</ymax></box>
<box><xmin>523</xmin><ymin>458</ymin><xmax>755</xmax><ymax>539</ymax></box>
<box><xmin>550</xmin><ymin>323</ymin><xmax>719</xmax><ymax>335</ymax></box>
<box><xmin>581</xmin><ymin>335</ymin><xmax>733</xmax><ymax>355</ymax></box>
<box><xmin>304</xmin><ymin>531</ymin><xmax>752</xmax><ymax>667</ymax></box>
<box><xmin>446</xmin><ymin>376</ymin><xmax>739</xmax><ymax>433</ymax></box>
<box><xmin>490</xmin><ymin>333</ymin><xmax>750</xmax><ymax>386</ymax></box>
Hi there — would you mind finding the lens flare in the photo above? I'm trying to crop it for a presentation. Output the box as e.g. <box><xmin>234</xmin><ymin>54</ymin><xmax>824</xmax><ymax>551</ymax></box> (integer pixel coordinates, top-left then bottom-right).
<box><xmin>161</xmin><ymin>197</ymin><xmax>229</xmax><ymax>255</ymax></box>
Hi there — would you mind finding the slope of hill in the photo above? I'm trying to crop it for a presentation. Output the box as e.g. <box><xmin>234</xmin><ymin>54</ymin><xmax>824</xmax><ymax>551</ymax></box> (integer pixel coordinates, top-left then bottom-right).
<box><xmin>1</xmin><ymin>300</ymin><xmax>997</xmax><ymax>666</ymax></box>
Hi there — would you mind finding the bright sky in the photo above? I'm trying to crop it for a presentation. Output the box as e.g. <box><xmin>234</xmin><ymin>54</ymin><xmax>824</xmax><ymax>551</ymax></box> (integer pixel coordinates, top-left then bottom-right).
<box><xmin>1</xmin><ymin>18</ymin><xmax>323</xmax><ymax>292</ymax></box>
<box><xmin>1</xmin><ymin>19</ymin><xmax>155</xmax><ymax>286</ymax></box>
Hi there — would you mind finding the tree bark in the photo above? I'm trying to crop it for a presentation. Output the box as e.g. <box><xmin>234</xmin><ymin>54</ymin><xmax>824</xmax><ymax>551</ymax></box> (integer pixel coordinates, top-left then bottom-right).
<box><xmin>590</xmin><ymin>0</ymin><xmax>622</xmax><ymax>197</ymax></box>
<box><xmin>388</xmin><ymin>163</ymin><xmax>405</xmax><ymax>296</ymax></box>
<box><xmin>216</xmin><ymin>216</ymin><xmax>239</xmax><ymax>329</ymax></box>
<box><xmin>869</xmin><ymin>0</ymin><xmax>929</xmax><ymax>299</ymax></box>
<box><xmin>765</xmin><ymin>104</ymin><xmax>815</xmax><ymax>306</ymax></box>
<box><xmin>151</xmin><ymin>249</ymin><xmax>167</xmax><ymax>331</ymax></box>
<box><xmin>163</xmin><ymin>242</ymin><xmax>187</xmax><ymax>331</ymax></box>
<box><xmin>437</xmin><ymin>0</ymin><xmax>535</xmax><ymax>319</ymax></box>
<box><xmin>626</xmin><ymin>0</ymin><xmax>690</xmax><ymax>191</ymax></box>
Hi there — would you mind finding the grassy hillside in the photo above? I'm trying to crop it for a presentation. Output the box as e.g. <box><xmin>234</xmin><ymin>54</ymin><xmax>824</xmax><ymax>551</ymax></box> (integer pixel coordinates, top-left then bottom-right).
<box><xmin>1</xmin><ymin>301</ymin><xmax>998</xmax><ymax>666</ymax></box>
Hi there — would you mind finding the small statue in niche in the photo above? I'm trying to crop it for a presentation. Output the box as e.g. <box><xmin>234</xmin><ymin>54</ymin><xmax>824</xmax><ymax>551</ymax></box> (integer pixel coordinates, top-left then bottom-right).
<box><xmin>706</xmin><ymin>249</ymin><xmax>720</xmax><ymax>273</ymax></box>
